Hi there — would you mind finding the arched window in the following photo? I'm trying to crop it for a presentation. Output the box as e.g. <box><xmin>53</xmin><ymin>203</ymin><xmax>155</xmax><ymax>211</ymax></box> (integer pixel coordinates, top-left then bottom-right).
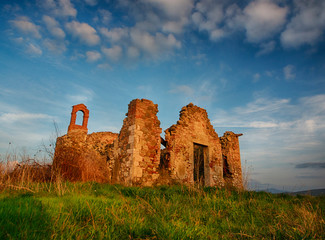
<box><xmin>68</xmin><ymin>104</ymin><xmax>89</xmax><ymax>133</ymax></box>
<box><xmin>75</xmin><ymin>110</ymin><xmax>84</xmax><ymax>126</ymax></box>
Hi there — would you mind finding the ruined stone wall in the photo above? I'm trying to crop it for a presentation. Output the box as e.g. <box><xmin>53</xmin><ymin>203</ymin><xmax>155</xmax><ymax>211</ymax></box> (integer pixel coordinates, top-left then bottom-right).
<box><xmin>111</xmin><ymin>99</ymin><xmax>161</xmax><ymax>186</ymax></box>
<box><xmin>220</xmin><ymin>131</ymin><xmax>243</xmax><ymax>189</ymax></box>
<box><xmin>164</xmin><ymin>103</ymin><xmax>224</xmax><ymax>187</ymax></box>
<box><xmin>53</xmin><ymin>103</ymin><xmax>118</xmax><ymax>182</ymax></box>
<box><xmin>53</xmin><ymin>131</ymin><xmax>118</xmax><ymax>182</ymax></box>
<box><xmin>53</xmin><ymin>100</ymin><xmax>243</xmax><ymax>189</ymax></box>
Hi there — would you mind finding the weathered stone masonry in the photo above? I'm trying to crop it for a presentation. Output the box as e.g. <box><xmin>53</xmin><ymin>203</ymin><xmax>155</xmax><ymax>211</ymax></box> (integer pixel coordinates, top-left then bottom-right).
<box><xmin>164</xmin><ymin>104</ymin><xmax>224</xmax><ymax>187</ymax></box>
<box><xmin>109</xmin><ymin>99</ymin><xmax>161</xmax><ymax>186</ymax></box>
<box><xmin>53</xmin><ymin>99</ymin><xmax>243</xmax><ymax>188</ymax></box>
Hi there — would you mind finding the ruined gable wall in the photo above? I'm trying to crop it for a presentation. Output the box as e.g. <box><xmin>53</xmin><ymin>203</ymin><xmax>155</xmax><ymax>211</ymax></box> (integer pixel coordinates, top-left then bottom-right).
<box><xmin>164</xmin><ymin>103</ymin><xmax>224</xmax><ymax>187</ymax></box>
<box><xmin>111</xmin><ymin>99</ymin><xmax>161</xmax><ymax>186</ymax></box>
<box><xmin>220</xmin><ymin>131</ymin><xmax>243</xmax><ymax>189</ymax></box>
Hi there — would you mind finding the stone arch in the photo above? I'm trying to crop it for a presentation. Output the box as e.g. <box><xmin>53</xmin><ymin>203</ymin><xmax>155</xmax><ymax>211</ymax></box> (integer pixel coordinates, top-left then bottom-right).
<box><xmin>68</xmin><ymin>104</ymin><xmax>89</xmax><ymax>133</ymax></box>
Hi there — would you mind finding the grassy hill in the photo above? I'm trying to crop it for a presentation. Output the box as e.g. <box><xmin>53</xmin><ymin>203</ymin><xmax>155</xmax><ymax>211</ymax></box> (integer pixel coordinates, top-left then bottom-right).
<box><xmin>0</xmin><ymin>182</ymin><xmax>324</xmax><ymax>239</ymax></box>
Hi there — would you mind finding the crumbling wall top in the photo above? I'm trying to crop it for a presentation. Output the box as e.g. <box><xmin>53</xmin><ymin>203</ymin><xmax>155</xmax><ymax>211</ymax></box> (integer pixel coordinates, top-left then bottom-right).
<box><xmin>166</xmin><ymin>103</ymin><xmax>217</xmax><ymax>138</ymax></box>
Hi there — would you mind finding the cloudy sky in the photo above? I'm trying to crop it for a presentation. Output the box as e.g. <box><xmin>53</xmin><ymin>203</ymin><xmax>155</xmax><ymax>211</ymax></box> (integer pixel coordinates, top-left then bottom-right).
<box><xmin>0</xmin><ymin>0</ymin><xmax>324</xmax><ymax>191</ymax></box>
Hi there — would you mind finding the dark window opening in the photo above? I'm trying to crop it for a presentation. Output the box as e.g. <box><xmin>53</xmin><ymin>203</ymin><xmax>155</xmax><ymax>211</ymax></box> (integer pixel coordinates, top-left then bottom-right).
<box><xmin>159</xmin><ymin>150</ymin><xmax>169</xmax><ymax>170</ymax></box>
<box><xmin>223</xmin><ymin>155</ymin><xmax>233</xmax><ymax>178</ymax></box>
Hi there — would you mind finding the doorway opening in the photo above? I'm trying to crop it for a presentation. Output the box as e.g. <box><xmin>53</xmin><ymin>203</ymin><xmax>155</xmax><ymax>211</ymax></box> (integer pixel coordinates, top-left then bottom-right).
<box><xmin>193</xmin><ymin>143</ymin><xmax>207</xmax><ymax>186</ymax></box>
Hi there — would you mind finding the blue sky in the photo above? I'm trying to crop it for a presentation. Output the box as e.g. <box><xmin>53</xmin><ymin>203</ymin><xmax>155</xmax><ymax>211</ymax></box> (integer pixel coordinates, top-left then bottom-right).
<box><xmin>0</xmin><ymin>0</ymin><xmax>324</xmax><ymax>191</ymax></box>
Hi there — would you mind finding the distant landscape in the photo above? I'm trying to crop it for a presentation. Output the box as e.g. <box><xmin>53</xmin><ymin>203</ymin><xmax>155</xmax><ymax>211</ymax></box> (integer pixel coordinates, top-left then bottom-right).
<box><xmin>257</xmin><ymin>188</ymin><xmax>325</xmax><ymax>196</ymax></box>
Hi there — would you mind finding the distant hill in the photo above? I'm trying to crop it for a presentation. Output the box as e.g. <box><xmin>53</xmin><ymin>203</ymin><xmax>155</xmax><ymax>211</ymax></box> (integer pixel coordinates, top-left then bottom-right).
<box><xmin>289</xmin><ymin>188</ymin><xmax>325</xmax><ymax>196</ymax></box>
<box><xmin>256</xmin><ymin>188</ymin><xmax>325</xmax><ymax>196</ymax></box>
<box><xmin>258</xmin><ymin>188</ymin><xmax>286</xmax><ymax>194</ymax></box>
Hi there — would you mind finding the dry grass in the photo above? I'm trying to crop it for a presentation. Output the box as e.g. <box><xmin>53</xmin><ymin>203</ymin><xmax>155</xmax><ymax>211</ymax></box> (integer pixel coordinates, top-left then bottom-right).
<box><xmin>53</xmin><ymin>145</ymin><xmax>110</xmax><ymax>183</ymax></box>
<box><xmin>0</xmin><ymin>148</ymin><xmax>69</xmax><ymax>194</ymax></box>
<box><xmin>242</xmin><ymin>159</ymin><xmax>253</xmax><ymax>190</ymax></box>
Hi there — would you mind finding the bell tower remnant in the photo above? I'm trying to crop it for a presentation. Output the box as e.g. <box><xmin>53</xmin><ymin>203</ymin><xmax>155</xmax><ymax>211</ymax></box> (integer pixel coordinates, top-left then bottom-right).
<box><xmin>68</xmin><ymin>104</ymin><xmax>89</xmax><ymax>134</ymax></box>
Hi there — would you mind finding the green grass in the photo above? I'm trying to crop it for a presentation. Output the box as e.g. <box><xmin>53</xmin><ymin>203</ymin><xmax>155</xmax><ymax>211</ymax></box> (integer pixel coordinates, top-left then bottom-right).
<box><xmin>0</xmin><ymin>183</ymin><xmax>324</xmax><ymax>239</ymax></box>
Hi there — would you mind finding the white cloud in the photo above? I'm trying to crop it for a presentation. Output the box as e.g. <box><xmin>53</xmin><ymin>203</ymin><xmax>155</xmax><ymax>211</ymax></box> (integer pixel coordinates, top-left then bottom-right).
<box><xmin>143</xmin><ymin>0</ymin><xmax>193</xmax><ymax>18</ymax></box>
<box><xmin>213</xmin><ymin>94</ymin><xmax>325</xmax><ymax>150</ymax></box>
<box><xmin>43</xmin><ymin>38</ymin><xmax>67</xmax><ymax>53</ymax></box>
<box><xmin>243</xmin><ymin>0</ymin><xmax>288</xmax><ymax>43</ymax></box>
<box><xmin>10</xmin><ymin>16</ymin><xmax>41</xmax><ymax>39</ymax></box>
<box><xmin>194</xmin><ymin>1</ymin><xmax>224</xmax><ymax>31</ymax></box>
<box><xmin>127</xmin><ymin>46</ymin><xmax>140</xmax><ymax>58</ymax></box>
<box><xmin>40</xmin><ymin>0</ymin><xmax>56</xmax><ymax>9</ymax></box>
<box><xmin>102</xmin><ymin>45</ymin><xmax>123</xmax><ymax>61</ymax></box>
<box><xmin>210</xmin><ymin>28</ymin><xmax>225</xmax><ymax>40</ymax></box>
<box><xmin>26</xmin><ymin>43</ymin><xmax>42</xmax><ymax>55</ymax></box>
<box><xmin>66</xmin><ymin>86</ymin><xmax>94</xmax><ymax>104</ymax></box>
<box><xmin>85</xmin><ymin>0</ymin><xmax>98</xmax><ymax>6</ymax></box>
<box><xmin>169</xmin><ymin>81</ymin><xmax>216</xmax><ymax>105</ymax></box>
<box><xmin>191</xmin><ymin>53</ymin><xmax>207</xmax><ymax>66</ymax></box>
<box><xmin>248</xmin><ymin>121</ymin><xmax>278</xmax><ymax>128</ymax></box>
<box><xmin>191</xmin><ymin>0</ymin><xmax>289</xmax><ymax>44</ymax></box>
<box><xmin>192</xmin><ymin>1</ymin><xmax>226</xmax><ymax>41</ymax></box>
<box><xmin>63</xmin><ymin>0</ymin><xmax>76</xmax><ymax>16</ymax></box>
<box><xmin>142</xmin><ymin>0</ymin><xmax>194</xmax><ymax>33</ymax></box>
<box><xmin>0</xmin><ymin>110</ymin><xmax>55</xmax><ymax>154</ymax></box>
<box><xmin>281</xmin><ymin>0</ymin><xmax>325</xmax><ymax>48</ymax></box>
<box><xmin>253</xmin><ymin>73</ymin><xmax>260</xmax><ymax>82</ymax></box>
<box><xmin>130</xmin><ymin>29</ymin><xmax>181</xmax><ymax>56</ymax></box>
<box><xmin>161</xmin><ymin>18</ymin><xmax>189</xmax><ymax>34</ymax></box>
<box><xmin>65</xmin><ymin>21</ymin><xmax>100</xmax><ymax>46</ymax></box>
<box><xmin>97</xmin><ymin>63</ymin><xmax>112</xmax><ymax>69</ymax></box>
<box><xmin>169</xmin><ymin>85</ymin><xmax>194</xmax><ymax>96</ymax></box>
<box><xmin>42</xmin><ymin>0</ymin><xmax>77</xmax><ymax>17</ymax></box>
<box><xmin>97</xmin><ymin>9</ymin><xmax>112</xmax><ymax>24</ymax></box>
<box><xmin>100</xmin><ymin>27</ymin><xmax>129</xmax><ymax>43</ymax></box>
<box><xmin>70</xmin><ymin>51</ymin><xmax>85</xmax><ymax>60</ymax></box>
<box><xmin>256</xmin><ymin>40</ymin><xmax>276</xmax><ymax>56</ymax></box>
<box><xmin>86</xmin><ymin>50</ymin><xmax>101</xmax><ymax>62</ymax></box>
<box><xmin>43</xmin><ymin>15</ymin><xmax>65</xmax><ymax>39</ymax></box>
<box><xmin>0</xmin><ymin>100</ymin><xmax>57</xmax><ymax>154</ymax></box>
<box><xmin>283</xmin><ymin>64</ymin><xmax>295</xmax><ymax>80</ymax></box>
<box><xmin>157</xmin><ymin>33</ymin><xmax>181</xmax><ymax>49</ymax></box>
<box><xmin>0</xmin><ymin>112</ymin><xmax>51</xmax><ymax>123</ymax></box>
<box><xmin>130</xmin><ymin>29</ymin><xmax>157</xmax><ymax>54</ymax></box>
<box><xmin>233</xmin><ymin>97</ymin><xmax>290</xmax><ymax>116</ymax></box>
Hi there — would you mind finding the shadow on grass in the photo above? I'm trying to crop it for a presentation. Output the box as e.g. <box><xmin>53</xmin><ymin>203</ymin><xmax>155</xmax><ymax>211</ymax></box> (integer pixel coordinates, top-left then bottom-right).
<box><xmin>0</xmin><ymin>194</ymin><xmax>52</xmax><ymax>239</ymax></box>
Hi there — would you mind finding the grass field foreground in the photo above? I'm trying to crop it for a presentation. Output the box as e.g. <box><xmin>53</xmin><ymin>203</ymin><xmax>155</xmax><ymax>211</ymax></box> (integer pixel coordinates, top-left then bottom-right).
<box><xmin>0</xmin><ymin>182</ymin><xmax>324</xmax><ymax>239</ymax></box>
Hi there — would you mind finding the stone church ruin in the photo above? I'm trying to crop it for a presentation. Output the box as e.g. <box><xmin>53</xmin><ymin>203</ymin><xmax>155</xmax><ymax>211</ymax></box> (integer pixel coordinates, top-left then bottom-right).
<box><xmin>53</xmin><ymin>99</ymin><xmax>243</xmax><ymax>188</ymax></box>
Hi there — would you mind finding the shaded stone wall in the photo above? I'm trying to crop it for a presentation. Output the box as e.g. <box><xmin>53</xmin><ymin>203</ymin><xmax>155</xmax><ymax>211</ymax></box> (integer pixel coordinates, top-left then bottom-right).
<box><xmin>53</xmin><ymin>104</ymin><xmax>118</xmax><ymax>182</ymax></box>
<box><xmin>220</xmin><ymin>131</ymin><xmax>243</xmax><ymax>189</ymax></box>
<box><xmin>53</xmin><ymin>131</ymin><xmax>118</xmax><ymax>182</ymax></box>
<box><xmin>111</xmin><ymin>99</ymin><xmax>161</xmax><ymax>186</ymax></box>
<box><xmin>164</xmin><ymin>103</ymin><xmax>224</xmax><ymax>187</ymax></box>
